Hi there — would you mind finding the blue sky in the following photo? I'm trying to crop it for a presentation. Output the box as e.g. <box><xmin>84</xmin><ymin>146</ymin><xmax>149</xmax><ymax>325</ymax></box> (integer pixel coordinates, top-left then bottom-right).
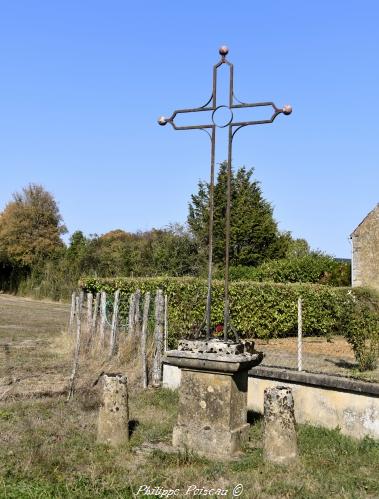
<box><xmin>0</xmin><ymin>1</ymin><xmax>378</xmax><ymax>258</ymax></box>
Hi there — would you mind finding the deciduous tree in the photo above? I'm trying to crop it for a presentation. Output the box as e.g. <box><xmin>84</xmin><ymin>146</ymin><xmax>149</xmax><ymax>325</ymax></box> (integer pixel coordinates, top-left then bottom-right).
<box><xmin>0</xmin><ymin>184</ymin><xmax>67</xmax><ymax>267</ymax></box>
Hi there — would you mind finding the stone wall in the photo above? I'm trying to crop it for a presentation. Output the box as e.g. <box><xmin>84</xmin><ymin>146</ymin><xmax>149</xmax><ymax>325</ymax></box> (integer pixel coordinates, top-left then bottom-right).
<box><xmin>351</xmin><ymin>204</ymin><xmax>379</xmax><ymax>290</ymax></box>
<box><xmin>162</xmin><ymin>363</ymin><xmax>379</xmax><ymax>440</ymax></box>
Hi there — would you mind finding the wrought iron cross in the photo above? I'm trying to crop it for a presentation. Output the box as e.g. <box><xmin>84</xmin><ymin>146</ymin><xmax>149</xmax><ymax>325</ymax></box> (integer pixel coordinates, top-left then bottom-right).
<box><xmin>158</xmin><ymin>46</ymin><xmax>292</xmax><ymax>341</ymax></box>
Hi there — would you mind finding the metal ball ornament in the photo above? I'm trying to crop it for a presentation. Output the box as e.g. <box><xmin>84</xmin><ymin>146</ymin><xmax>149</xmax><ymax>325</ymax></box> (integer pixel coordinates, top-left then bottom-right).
<box><xmin>158</xmin><ymin>116</ymin><xmax>168</xmax><ymax>126</ymax></box>
<box><xmin>219</xmin><ymin>46</ymin><xmax>229</xmax><ymax>56</ymax></box>
<box><xmin>282</xmin><ymin>104</ymin><xmax>292</xmax><ymax>116</ymax></box>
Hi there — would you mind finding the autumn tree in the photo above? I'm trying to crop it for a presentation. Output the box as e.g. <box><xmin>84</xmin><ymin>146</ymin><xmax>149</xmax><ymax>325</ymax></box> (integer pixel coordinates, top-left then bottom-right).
<box><xmin>188</xmin><ymin>163</ymin><xmax>290</xmax><ymax>267</ymax></box>
<box><xmin>0</xmin><ymin>184</ymin><xmax>67</xmax><ymax>267</ymax></box>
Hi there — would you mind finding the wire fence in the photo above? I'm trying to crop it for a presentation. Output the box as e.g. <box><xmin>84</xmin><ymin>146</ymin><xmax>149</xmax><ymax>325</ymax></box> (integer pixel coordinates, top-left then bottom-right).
<box><xmin>67</xmin><ymin>288</ymin><xmax>168</xmax><ymax>399</ymax></box>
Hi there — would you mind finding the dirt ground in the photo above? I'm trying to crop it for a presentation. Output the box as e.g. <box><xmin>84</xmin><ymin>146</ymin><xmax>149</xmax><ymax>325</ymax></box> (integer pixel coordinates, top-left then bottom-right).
<box><xmin>256</xmin><ymin>335</ymin><xmax>379</xmax><ymax>382</ymax></box>
<box><xmin>0</xmin><ymin>294</ymin><xmax>71</xmax><ymax>399</ymax></box>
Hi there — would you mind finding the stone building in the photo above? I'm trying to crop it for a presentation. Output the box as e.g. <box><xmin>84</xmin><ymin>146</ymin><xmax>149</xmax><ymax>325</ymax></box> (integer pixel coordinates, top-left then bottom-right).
<box><xmin>350</xmin><ymin>204</ymin><xmax>379</xmax><ymax>290</ymax></box>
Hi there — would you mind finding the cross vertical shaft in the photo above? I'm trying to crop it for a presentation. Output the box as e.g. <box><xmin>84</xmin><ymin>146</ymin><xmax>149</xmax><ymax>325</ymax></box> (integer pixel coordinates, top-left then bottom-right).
<box><xmin>158</xmin><ymin>46</ymin><xmax>292</xmax><ymax>341</ymax></box>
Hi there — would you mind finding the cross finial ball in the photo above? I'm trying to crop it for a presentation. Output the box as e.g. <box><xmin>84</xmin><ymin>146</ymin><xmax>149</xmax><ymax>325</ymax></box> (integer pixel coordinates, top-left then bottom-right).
<box><xmin>219</xmin><ymin>45</ymin><xmax>229</xmax><ymax>56</ymax></box>
<box><xmin>158</xmin><ymin>116</ymin><xmax>168</xmax><ymax>126</ymax></box>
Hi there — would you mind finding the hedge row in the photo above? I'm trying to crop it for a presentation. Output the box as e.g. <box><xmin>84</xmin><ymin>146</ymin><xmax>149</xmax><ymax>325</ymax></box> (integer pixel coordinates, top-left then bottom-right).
<box><xmin>80</xmin><ymin>276</ymin><xmax>369</xmax><ymax>341</ymax></box>
<box><xmin>215</xmin><ymin>256</ymin><xmax>351</xmax><ymax>286</ymax></box>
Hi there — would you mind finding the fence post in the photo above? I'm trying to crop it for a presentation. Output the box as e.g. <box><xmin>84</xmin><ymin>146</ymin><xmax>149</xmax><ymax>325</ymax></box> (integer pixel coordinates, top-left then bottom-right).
<box><xmin>92</xmin><ymin>292</ymin><xmax>100</xmax><ymax>338</ymax></box>
<box><xmin>297</xmin><ymin>297</ymin><xmax>303</xmax><ymax>372</ymax></box>
<box><xmin>68</xmin><ymin>291</ymin><xmax>76</xmax><ymax>335</ymax></box>
<box><xmin>79</xmin><ymin>290</ymin><xmax>84</xmax><ymax>314</ymax></box>
<box><xmin>152</xmin><ymin>289</ymin><xmax>164</xmax><ymax>387</ymax></box>
<box><xmin>99</xmin><ymin>291</ymin><xmax>107</xmax><ymax>347</ymax></box>
<box><xmin>134</xmin><ymin>289</ymin><xmax>141</xmax><ymax>336</ymax></box>
<box><xmin>86</xmin><ymin>292</ymin><xmax>93</xmax><ymax>339</ymax></box>
<box><xmin>109</xmin><ymin>290</ymin><xmax>120</xmax><ymax>357</ymax></box>
<box><xmin>67</xmin><ymin>296</ymin><xmax>81</xmax><ymax>400</ymax></box>
<box><xmin>128</xmin><ymin>292</ymin><xmax>136</xmax><ymax>335</ymax></box>
<box><xmin>141</xmin><ymin>292</ymin><xmax>151</xmax><ymax>389</ymax></box>
<box><xmin>86</xmin><ymin>292</ymin><xmax>100</xmax><ymax>350</ymax></box>
<box><xmin>164</xmin><ymin>294</ymin><xmax>168</xmax><ymax>352</ymax></box>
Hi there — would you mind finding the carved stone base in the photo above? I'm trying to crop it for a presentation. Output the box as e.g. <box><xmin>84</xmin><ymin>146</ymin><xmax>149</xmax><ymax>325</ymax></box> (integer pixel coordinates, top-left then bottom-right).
<box><xmin>172</xmin><ymin>368</ymin><xmax>250</xmax><ymax>458</ymax></box>
<box><xmin>165</xmin><ymin>338</ymin><xmax>263</xmax><ymax>459</ymax></box>
<box><xmin>173</xmin><ymin>422</ymin><xmax>250</xmax><ymax>458</ymax></box>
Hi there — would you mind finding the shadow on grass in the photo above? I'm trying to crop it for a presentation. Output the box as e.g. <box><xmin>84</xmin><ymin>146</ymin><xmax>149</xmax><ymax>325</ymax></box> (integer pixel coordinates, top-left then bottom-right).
<box><xmin>324</xmin><ymin>358</ymin><xmax>357</xmax><ymax>369</ymax></box>
<box><xmin>247</xmin><ymin>410</ymin><xmax>262</xmax><ymax>425</ymax></box>
<box><xmin>128</xmin><ymin>419</ymin><xmax>139</xmax><ymax>437</ymax></box>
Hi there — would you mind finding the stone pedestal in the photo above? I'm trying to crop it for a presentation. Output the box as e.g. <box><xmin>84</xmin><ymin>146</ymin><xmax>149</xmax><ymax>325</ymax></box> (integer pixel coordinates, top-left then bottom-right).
<box><xmin>97</xmin><ymin>373</ymin><xmax>129</xmax><ymax>446</ymax></box>
<box><xmin>165</xmin><ymin>339</ymin><xmax>263</xmax><ymax>459</ymax></box>
<box><xmin>263</xmin><ymin>385</ymin><xmax>298</xmax><ymax>464</ymax></box>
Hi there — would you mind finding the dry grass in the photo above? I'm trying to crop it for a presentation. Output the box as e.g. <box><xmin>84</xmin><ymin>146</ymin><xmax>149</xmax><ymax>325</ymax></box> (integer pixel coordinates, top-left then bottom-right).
<box><xmin>0</xmin><ymin>294</ymin><xmax>70</xmax><ymax>398</ymax></box>
<box><xmin>0</xmin><ymin>293</ymin><xmax>155</xmax><ymax>399</ymax></box>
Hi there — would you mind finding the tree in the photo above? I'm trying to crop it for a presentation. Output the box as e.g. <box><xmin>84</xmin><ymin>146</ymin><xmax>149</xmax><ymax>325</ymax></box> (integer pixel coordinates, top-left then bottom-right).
<box><xmin>285</xmin><ymin>238</ymin><xmax>311</xmax><ymax>259</ymax></box>
<box><xmin>94</xmin><ymin>230</ymin><xmax>132</xmax><ymax>276</ymax></box>
<box><xmin>0</xmin><ymin>184</ymin><xmax>67</xmax><ymax>267</ymax></box>
<box><xmin>188</xmin><ymin>163</ymin><xmax>290</xmax><ymax>267</ymax></box>
<box><xmin>138</xmin><ymin>224</ymin><xmax>201</xmax><ymax>276</ymax></box>
<box><xmin>94</xmin><ymin>226</ymin><xmax>201</xmax><ymax>277</ymax></box>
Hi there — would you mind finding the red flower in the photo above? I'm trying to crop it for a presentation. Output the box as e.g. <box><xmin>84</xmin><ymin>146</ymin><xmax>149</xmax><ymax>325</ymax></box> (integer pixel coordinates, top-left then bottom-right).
<box><xmin>215</xmin><ymin>324</ymin><xmax>223</xmax><ymax>333</ymax></box>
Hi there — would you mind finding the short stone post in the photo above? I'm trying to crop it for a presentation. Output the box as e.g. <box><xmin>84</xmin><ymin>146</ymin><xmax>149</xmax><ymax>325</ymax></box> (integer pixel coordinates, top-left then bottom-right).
<box><xmin>263</xmin><ymin>385</ymin><xmax>298</xmax><ymax>465</ymax></box>
<box><xmin>97</xmin><ymin>373</ymin><xmax>129</xmax><ymax>446</ymax></box>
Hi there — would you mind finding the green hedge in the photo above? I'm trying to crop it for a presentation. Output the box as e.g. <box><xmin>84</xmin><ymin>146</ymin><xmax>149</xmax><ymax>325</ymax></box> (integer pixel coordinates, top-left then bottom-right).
<box><xmin>217</xmin><ymin>256</ymin><xmax>351</xmax><ymax>286</ymax></box>
<box><xmin>80</xmin><ymin>276</ymin><xmax>364</xmax><ymax>340</ymax></box>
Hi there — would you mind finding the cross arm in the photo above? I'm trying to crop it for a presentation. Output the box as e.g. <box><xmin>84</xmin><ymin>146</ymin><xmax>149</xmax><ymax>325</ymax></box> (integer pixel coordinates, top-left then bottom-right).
<box><xmin>230</xmin><ymin>101</ymin><xmax>292</xmax><ymax>128</ymax></box>
<box><xmin>158</xmin><ymin>95</ymin><xmax>215</xmax><ymax>131</ymax></box>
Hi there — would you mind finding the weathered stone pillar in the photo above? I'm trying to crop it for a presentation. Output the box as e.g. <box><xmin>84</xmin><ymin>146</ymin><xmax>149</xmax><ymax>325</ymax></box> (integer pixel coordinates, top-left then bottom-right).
<box><xmin>97</xmin><ymin>373</ymin><xmax>129</xmax><ymax>446</ymax></box>
<box><xmin>263</xmin><ymin>385</ymin><xmax>298</xmax><ymax>464</ymax></box>
<box><xmin>165</xmin><ymin>339</ymin><xmax>263</xmax><ymax>459</ymax></box>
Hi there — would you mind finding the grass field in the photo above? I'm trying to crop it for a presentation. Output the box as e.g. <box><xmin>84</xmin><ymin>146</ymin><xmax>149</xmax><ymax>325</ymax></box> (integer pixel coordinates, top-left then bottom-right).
<box><xmin>1</xmin><ymin>294</ymin><xmax>379</xmax><ymax>498</ymax></box>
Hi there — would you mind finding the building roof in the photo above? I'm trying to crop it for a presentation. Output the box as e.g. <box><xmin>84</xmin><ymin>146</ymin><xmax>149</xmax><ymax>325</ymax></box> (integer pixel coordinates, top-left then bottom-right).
<box><xmin>350</xmin><ymin>203</ymin><xmax>379</xmax><ymax>238</ymax></box>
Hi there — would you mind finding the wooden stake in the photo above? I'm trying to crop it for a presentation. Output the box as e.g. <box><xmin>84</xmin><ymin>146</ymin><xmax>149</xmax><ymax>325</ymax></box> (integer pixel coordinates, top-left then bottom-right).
<box><xmin>109</xmin><ymin>290</ymin><xmax>120</xmax><ymax>357</ymax></box>
<box><xmin>99</xmin><ymin>291</ymin><xmax>106</xmax><ymax>347</ymax></box>
<box><xmin>87</xmin><ymin>292</ymin><xmax>100</xmax><ymax>350</ymax></box>
<box><xmin>67</xmin><ymin>296</ymin><xmax>81</xmax><ymax>400</ymax></box>
<box><xmin>92</xmin><ymin>292</ymin><xmax>100</xmax><ymax>337</ymax></box>
<box><xmin>164</xmin><ymin>294</ymin><xmax>168</xmax><ymax>352</ymax></box>
<box><xmin>68</xmin><ymin>291</ymin><xmax>76</xmax><ymax>335</ymax></box>
<box><xmin>141</xmin><ymin>292</ymin><xmax>150</xmax><ymax>389</ymax></box>
<box><xmin>79</xmin><ymin>290</ymin><xmax>84</xmax><ymax>314</ymax></box>
<box><xmin>134</xmin><ymin>289</ymin><xmax>141</xmax><ymax>336</ymax></box>
<box><xmin>86</xmin><ymin>292</ymin><xmax>93</xmax><ymax>338</ymax></box>
<box><xmin>152</xmin><ymin>289</ymin><xmax>164</xmax><ymax>387</ymax></box>
<box><xmin>128</xmin><ymin>292</ymin><xmax>136</xmax><ymax>336</ymax></box>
